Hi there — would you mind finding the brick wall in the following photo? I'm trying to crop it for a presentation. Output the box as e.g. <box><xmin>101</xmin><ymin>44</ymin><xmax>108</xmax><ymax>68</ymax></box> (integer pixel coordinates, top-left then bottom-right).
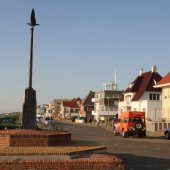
<box><xmin>0</xmin><ymin>154</ymin><xmax>124</xmax><ymax>170</ymax></box>
<box><xmin>0</xmin><ymin>129</ymin><xmax>71</xmax><ymax>147</ymax></box>
<box><xmin>0</xmin><ymin>137</ymin><xmax>10</xmax><ymax>147</ymax></box>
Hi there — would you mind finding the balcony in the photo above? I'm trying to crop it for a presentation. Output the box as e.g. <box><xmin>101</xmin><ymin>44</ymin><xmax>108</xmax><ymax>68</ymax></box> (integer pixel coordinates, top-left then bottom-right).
<box><xmin>92</xmin><ymin>110</ymin><xmax>117</xmax><ymax>116</ymax></box>
<box><xmin>119</xmin><ymin>101</ymin><xmax>131</xmax><ymax>107</ymax></box>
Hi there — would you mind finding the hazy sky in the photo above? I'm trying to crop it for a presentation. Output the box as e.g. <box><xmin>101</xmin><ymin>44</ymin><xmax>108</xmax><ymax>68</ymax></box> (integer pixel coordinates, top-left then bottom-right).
<box><xmin>0</xmin><ymin>0</ymin><xmax>170</xmax><ymax>113</ymax></box>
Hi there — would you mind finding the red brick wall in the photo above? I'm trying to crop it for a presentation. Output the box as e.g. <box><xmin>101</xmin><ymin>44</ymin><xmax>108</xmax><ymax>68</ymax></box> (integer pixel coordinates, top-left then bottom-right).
<box><xmin>0</xmin><ymin>154</ymin><xmax>124</xmax><ymax>170</ymax></box>
<box><xmin>0</xmin><ymin>131</ymin><xmax>71</xmax><ymax>147</ymax></box>
<box><xmin>9</xmin><ymin>134</ymin><xmax>71</xmax><ymax>147</ymax></box>
<box><xmin>0</xmin><ymin>137</ymin><xmax>10</xmax><ymax>147</ymax></box>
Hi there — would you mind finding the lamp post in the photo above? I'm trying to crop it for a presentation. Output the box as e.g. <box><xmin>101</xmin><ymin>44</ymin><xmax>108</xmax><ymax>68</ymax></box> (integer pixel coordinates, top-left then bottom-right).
<box><xmin>107</xmin><ymin>97</ymin><xmax>110</xmax><ymax>127</ymax></box>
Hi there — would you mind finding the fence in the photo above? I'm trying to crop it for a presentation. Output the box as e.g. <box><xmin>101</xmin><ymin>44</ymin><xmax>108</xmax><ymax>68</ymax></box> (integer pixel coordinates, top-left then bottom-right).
<box><xmin>48</xmin><ymin>122</ymin><xmax>72</xmax><ymax>131</ymax></box>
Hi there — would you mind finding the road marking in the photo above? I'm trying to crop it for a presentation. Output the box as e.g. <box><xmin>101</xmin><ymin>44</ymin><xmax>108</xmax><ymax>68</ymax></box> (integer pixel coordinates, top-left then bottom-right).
<box><xmin>155</xmin><ymin>148</ymin><xmax>160</xmax><ymax>150</ymax></box>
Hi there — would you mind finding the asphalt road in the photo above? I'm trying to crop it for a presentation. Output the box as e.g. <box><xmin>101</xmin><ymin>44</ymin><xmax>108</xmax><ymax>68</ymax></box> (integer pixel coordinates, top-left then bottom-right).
<box><xmin>58</xmin><ymin>120</ymin><xmax>170</xmax><ymax>170</ymax></box>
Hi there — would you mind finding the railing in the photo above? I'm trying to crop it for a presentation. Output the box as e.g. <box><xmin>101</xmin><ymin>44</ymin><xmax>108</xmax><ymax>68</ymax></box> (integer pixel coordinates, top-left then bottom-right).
<box><xmin>92</xmin><ymin>110</ymin><xmax>117</xmax><ymax>116</ymax></box>
<box><xmin>43</xmin><ymin>121</ymin><xmax>72</xmax><ymax>131</ymax></box>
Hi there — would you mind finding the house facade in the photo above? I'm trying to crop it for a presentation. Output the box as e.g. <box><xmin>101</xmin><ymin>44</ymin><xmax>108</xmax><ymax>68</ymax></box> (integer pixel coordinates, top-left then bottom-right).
<box><xmin>154</xmin><ymin>72</ymin><xmax>170</xmax><ymax>122</ymax></box>
<box><xmin>78</xmin><ymin>91</ymin><xmax>95</xmax><ymax>119</ymax></box>
<box><xmin>60</xmin><ymin>98</ymin><xmax>82</xmax><ymax>118</ymax></box>
<box><xmin>118</xmin><ymin>66</ymin><xmax>162</xmax><ymax>121</ymax></box>
<box><xmin>53</xmin><ymin>99</ymin><xmax>66</xmax><ymax>114</ymax></box>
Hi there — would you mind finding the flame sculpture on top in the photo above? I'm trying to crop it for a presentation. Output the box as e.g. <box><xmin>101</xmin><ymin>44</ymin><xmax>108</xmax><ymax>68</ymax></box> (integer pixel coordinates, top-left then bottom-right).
<box><xmin>27</xmin><ymin>9</ymin><xmax>40</xmax><ymax>27</ymax></box>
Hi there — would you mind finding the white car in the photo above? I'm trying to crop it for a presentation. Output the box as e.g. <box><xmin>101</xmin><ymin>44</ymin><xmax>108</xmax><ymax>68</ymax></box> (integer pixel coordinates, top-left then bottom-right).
<box><xmin>164</xmin><ymin>128</ymin><xmax>170</xmax><ymax>139</ymax></box>
<box><xmin>43</xmin><ymin>117</ymin><xmax>54</xmax><ymax>125</ymax></box>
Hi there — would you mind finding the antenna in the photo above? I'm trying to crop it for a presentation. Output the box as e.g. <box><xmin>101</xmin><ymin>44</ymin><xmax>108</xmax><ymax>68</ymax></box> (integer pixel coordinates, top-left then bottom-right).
<box><xmin>111</xmin><ymin>66</ymin><xmax>117</xmax><ymax>90</ymax></box>
<box><xmin>114</xmin><ymin>66</ymin><xmax>117</xmax><ymax>84</ymax></box>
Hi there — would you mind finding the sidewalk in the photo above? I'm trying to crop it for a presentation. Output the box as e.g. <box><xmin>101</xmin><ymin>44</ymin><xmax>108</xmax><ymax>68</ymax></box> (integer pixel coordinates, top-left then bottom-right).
<box><xmin>59</xmin><ymin>119</ymin><xmax>165</xmax><ymax>138</ymax></box>
<box><xmin>146</xmin><ymin>130</ymin><xmax>164</xmax><ymax>137</ymax></box>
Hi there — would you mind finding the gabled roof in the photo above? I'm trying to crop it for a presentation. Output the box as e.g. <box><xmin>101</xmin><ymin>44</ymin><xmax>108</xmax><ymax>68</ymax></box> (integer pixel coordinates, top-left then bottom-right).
<box><xmin>63</xmin><ymin>98</ymin><xmax>82</xmax><ymax>108</ymax></box>
<box><xmin>63</xmin><ymin>101</ymin><xmax>72</xmax><ymax>107</ymax></box>
<box><xmin>155</xmin><ymin>72</ymin><xmax>170</xmax><ymax>87</ymax></box>
<box><xmin>83</xmin><ymin>91</ymin><xmax>95</xmax><ymax>106</ymax></box>
<box><xmin>124</xmin><ymin>71</ymin><xmax>162</xmax><ymax>101</ymax></box>
<box><xmin>69</xmin><ymin>98</ymin><xmax>82</xmax><ymax>108</ymax></box>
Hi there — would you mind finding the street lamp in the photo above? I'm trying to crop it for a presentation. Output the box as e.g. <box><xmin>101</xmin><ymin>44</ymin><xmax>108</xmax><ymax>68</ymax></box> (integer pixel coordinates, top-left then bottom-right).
<box><xmin>107</xmin><ymin>97</ymin><xmax>110</xmax><ymax>127</ymax></box>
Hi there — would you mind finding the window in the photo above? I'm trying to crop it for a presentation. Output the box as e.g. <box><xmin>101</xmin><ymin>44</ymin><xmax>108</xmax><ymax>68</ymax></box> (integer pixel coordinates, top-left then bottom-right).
<box><xmin>153</xmin><ymin>94</ymin><xmax>156</xmax><ymax>100</ymax></box>
<box><xmin>110</xmin><ymin>106</ymin><xmax>114</xmax><ymax>111</ymax></box>
<box><xmin>149</xmin><ymin>93</ymin><xmax>160</xmax><ymax>100</ymax></box>
<box><xmin>123</xmin><ymin>118</ymin><xmax>129</xmax><ymax>123</ymax></box>
<box><xmin>132</xmin><ymin>117</ymin><xmax>141</xmax><ymax>123</ymax></box>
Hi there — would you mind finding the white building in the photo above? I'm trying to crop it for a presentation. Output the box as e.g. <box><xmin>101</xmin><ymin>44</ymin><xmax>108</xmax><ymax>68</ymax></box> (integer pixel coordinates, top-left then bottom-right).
<box><xmin>154</xmin><ymin>72</ymin><xmax>170</xmax><ymax>122</ymax></box>
<box><xmin>118</xmin><ymin>66</ymin><xmax>162</xmax><ymax>121</ymax></box>
<box><xmin>92</xmin><ymin>82</ymin><xmax>122</xmax><ymax>121</ymax></box>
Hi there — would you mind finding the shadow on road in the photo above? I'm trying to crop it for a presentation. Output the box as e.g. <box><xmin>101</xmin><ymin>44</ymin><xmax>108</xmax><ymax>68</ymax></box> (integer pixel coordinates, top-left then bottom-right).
<box><xmin>114</xmin><ymin>153</ymin><xmax>170</xmax><ymax>170</ymax></box>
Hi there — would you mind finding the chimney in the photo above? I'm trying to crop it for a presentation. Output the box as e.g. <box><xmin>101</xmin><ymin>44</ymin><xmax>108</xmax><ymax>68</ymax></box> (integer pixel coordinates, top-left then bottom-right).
<box><xmin>151</xmin><ymin>65</ymin><xmax>157</xmax><ymax>72</ymax></box>
<box><xmin>139</xmin><ymin>68</ymin><xmax>144</xmax><ymax>76</ymax></box>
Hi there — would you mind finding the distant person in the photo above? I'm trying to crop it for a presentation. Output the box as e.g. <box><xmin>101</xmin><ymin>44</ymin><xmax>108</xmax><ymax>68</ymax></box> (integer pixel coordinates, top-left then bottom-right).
<box><xmin>88</xmin><ymin>117</ymin><xmax>92</xmax><ymax>126</ymax></box>
<box><xmin>96</xmin><ymin>117</ymin><xmax>100</xmax><ymax>127</ymax></box>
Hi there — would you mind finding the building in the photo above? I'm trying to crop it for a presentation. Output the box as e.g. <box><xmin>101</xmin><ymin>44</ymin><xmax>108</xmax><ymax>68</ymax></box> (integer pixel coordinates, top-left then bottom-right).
<box><xmin>78</xmin><ymin>91</ymin><xmax>95</xmax><ymax>119</ymax></box>
<box><xmin>118</xmin><ymin>66</ymin><xmax>162</xmax><ymax>121</ymax></box>
<box><xmin>53</xmin><ymin>99</ymin><xmax>66</xmax><ymax>114</ymax></box>
<box><xmin>92</xmin><ymin>81</ymin><xmax>122</xmax><ymax>122</ymax></box>
<box><xmin>154</xmin><ymin>72</ymin><xmax>170</xmax><ymax>122</ymax></box>
<box><xmin>37</xmin><ymin>104</ymin><xmax>48</xmax><ymax>116</ymax></box>
<box><xmin>60</xmin><ymin>98</ymin><xmax>82</xmax><ymax>118</ymax></box>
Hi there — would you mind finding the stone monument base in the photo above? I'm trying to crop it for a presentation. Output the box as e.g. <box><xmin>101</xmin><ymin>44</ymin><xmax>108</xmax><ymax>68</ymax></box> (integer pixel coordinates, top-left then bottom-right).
<box><xmin>0</xmin><ymin>129</ymin><xmax>71</xmax><ymax>147</ymax></box>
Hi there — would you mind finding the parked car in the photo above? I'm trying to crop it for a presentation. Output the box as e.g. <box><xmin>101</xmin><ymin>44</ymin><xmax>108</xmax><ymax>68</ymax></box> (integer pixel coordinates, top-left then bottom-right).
<box><xmin>36</xmin><ymin>116</ymin><xmax>43</xmax><ymax>123</ymax></box>
<box><xmin>164</xmin><ymin>128</ymin><xmax>170</xmax><ymax>139</ymax></box>
<box><xmin>0</xmin><ymin>118</ymin><xmax>14</xmax><ymax>124</ymax></box>
<box><xmin>79</xmin><ymin>117</ymin><xmax>87</xmax><ymax>123</ymax></box>
<box><xmin>42</xmin><ymin>117</ymin><xmax>54</xmax><ymax>125</ymax></box>
<box><xmin>113</xmin><ymin>111</ymin><xmax>146</xmax><ymax>138</ymax></box>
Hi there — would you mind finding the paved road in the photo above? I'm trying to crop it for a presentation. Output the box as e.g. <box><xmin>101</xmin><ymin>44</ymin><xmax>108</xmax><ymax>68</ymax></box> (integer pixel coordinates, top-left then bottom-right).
<box><xmin>58</xmin><ymin>120</ymin><xmax>170</xmax><ymax>170</ymax></box>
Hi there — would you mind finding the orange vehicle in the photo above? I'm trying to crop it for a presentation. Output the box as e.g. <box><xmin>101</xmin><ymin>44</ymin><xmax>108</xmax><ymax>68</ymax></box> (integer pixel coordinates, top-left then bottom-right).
<box><xmin>113</xmin><ymin>111</ymin><xmax>146</xmax><ymax>138</ymax></box>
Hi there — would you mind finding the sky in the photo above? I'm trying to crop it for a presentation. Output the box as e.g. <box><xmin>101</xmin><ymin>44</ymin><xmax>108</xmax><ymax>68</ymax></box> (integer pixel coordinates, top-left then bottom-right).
<box><xmin>0</xmin><ymin>0</ymin><xmax>170</xmax><ymax>113</ymax></box>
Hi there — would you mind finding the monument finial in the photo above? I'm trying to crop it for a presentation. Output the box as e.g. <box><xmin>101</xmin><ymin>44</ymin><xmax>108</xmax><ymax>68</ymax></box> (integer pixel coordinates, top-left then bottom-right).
<box><xmin>27</xmin><ymin>9</ymin><xmax>39</xmax><ymax>27</ymax></box>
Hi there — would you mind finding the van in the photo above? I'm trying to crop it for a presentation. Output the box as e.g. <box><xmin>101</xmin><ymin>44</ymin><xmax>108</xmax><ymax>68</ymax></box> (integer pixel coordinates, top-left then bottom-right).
<box><xmin>113</xmin><ymin>111</ymin><xmax>146</xmax><ymax>138</ymax></box>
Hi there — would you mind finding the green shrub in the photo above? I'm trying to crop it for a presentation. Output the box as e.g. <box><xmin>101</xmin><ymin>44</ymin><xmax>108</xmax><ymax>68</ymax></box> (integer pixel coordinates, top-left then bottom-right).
<box><xmin>0</xmin><ymin>123</ymin><xmax>21</xmax><ymax>130</ymax></box>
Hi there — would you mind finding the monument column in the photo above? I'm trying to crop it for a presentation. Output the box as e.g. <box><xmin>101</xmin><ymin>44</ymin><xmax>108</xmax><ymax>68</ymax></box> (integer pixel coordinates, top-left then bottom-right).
<box><xmin>21</xmin><ymin>9</ymin><xmax>39</xmax><ymax>129</ymax></box>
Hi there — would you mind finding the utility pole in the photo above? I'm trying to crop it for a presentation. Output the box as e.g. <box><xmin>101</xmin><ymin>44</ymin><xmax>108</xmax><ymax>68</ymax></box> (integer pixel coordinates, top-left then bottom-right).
<box><xmin>107</xmin><ymin>97</ymin><xmax>110</xmax><ymax>127</ymax></box>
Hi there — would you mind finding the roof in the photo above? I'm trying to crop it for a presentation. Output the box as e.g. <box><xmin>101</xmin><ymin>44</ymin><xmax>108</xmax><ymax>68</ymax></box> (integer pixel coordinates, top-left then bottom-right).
<box><xmin>123</xmin><ymin>71</ymin><xmax>162</xmax><ymax>101</ymax></box>
<box><xmin>63</xmin><ymin>101</ymin><xmax>72</xmax><ymax>107</ymax></box>
<box><xmin>63</xmin><ymin>98</ymin><xmax>82</xmax><ymax>108</ymax></box>
<box><xmin>155</xmin><ymin>72</ymin><xmax>170</xmax><ymax>87</ymax></box>
<box><xmin>83</xmin><ymin>91</ymin><xmax>95</xmax><ymax>106</ymax></box>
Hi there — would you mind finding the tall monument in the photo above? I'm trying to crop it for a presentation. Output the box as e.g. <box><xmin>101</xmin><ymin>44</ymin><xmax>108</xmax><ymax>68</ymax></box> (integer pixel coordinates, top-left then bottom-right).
<box><xmin>21</xmin><ymin>9</ymin><xmax>39</xmax><ymax>129</ymax></box>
